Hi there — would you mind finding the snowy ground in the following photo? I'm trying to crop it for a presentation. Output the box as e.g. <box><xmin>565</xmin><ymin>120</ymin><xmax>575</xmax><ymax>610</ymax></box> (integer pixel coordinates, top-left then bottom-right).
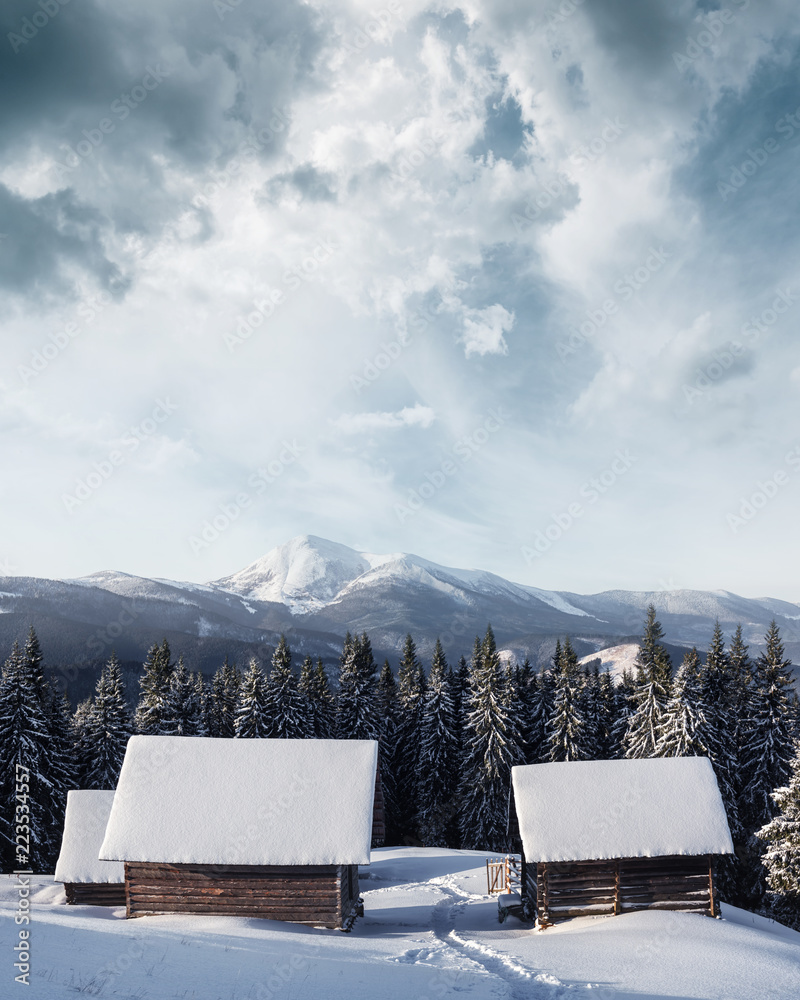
<box><xmin>2</xmin><ymin>848</ymin><xmax>798</xmax><ymax>999</ymax></box>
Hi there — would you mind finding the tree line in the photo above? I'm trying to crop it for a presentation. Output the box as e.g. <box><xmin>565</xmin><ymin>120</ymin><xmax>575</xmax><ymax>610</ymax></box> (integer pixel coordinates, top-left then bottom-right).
<box><xmin>0</xmin><ymin>608</ymin><xmax>798</xmax><ymax>928</ymax></box>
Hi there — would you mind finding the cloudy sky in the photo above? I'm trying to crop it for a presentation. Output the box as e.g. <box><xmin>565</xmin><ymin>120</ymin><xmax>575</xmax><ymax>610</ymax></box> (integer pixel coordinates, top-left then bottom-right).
<box><xmin>2</xmin><ymin>0</ymin><xmax>799</xmax><ymax>600</ymax></box>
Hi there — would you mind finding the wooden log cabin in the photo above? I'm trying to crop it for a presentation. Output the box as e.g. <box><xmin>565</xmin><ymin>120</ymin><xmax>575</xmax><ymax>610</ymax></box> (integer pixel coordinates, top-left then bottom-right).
<box><xmin>54</xmin><ymin>790</ymin><xmax>126</xmax><ymax>906</ymax></box>
<box><xmin>99</xmin><ymin>736</ymin><xmax>378</xmax><ymax>929</ymax></box>
<box><xmin>511</xmin><ymin>757</ymin><xmax>734</xmax><ymax>927</ymax></box>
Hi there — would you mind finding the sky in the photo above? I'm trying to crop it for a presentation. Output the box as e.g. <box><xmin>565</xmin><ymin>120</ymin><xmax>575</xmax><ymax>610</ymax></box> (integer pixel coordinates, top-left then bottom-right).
<box><xmin>1</xmin><ymin>0</ymin><xmax>799</xmax><ymax>601</ymax></box>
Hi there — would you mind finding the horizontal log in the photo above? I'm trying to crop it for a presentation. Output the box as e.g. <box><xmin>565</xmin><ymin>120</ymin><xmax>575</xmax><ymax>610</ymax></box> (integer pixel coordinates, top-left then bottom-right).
<box><xmin>128</xmin><ymin>903</ymin><xmax>339</xmax><ymax>919</ymax></box>
<box><xmin>128</xmin><ymin>899</ymin><xmax>340</xmax><ymax>912</ymax></box>
<box><xmin>128</xmin><ymin>879</ymin><xmax>341</xmax><ymax>899</ymax></box>
<box><xmin>541</xmin><ymin>906</ymin><xmax>615</xmax><ymax>918</ymax></box>
<box><xmin>126</xmin><ymin>863</ymin><xmax>340</xmax><ymax>877</ymax></box>
<box><xmin>621</xmin><ymin>901</ymin><xmax>712</xmax><ymax>913</ymax></box>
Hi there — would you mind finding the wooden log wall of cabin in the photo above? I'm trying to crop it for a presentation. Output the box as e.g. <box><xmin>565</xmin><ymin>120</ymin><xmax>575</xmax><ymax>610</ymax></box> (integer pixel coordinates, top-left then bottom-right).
<box><xmin>65</xmin><ymin>883</ymin><xmax>127</xmax><ymax>906</ymax></box>
<box><xmin>372</xmin><ymin>770</ymin><xmax>386</xmax><ymax>847</ymax></box>
<box><xmin>125</xmin><ymin>863</ymin><xmax>349</xmax><ymax>928</ymax></box>
<box><xmin>534</xmin><ymin>856</ymin><xmax>717</xmax><ymax>923</ymax></box>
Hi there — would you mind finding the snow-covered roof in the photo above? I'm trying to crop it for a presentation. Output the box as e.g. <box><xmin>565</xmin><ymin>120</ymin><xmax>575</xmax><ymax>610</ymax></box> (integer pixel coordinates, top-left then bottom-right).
<box><xmin>99</xmin><ymin>736</ymin><xmax>378</xmax><ymax>866</ymax></box>
<box><xmin>512</xmin><ymin>757</ymin><xmax>734</xmax><ymax>863</ymax></box>
<box><xmin>54</xmin><ymin>790</ymin><xmax>125</xmax><ymax>884</ymax></box>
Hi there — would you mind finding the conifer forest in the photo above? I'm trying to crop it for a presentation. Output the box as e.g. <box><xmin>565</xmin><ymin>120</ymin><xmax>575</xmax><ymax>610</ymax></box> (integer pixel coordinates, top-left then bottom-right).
<box><xmin>2</xmin><ymin>607</ymin><xmax>799</xmax><ymax>929</ymax></box>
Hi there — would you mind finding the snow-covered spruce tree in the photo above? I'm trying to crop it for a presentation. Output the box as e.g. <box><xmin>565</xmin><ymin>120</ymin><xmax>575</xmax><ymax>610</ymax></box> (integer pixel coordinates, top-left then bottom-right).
<box><xmin>624</xmin><ymin>606</ymin><xmax>672</xmax><ymax>759</ymax></box>
<box><xmin>376</xmin><ymin>659</ymin><xmax>401</xmax><ymax>842</ymax></box>
<box><xmin>190</xmin><ymin>672</ymin><xmax>208</xmax><ymax>736</ymax></box>
<box><xmin>336</xmin><ymin>632</ymin><xmax>379</xmax><ymax>741</ymax></box>
<box><xmin>299</xmin><ymin>656</ymin><xmax>335</xmax><ymax>739</ymax></box>
<box><xmin>729</xmin><ymin>624</ymin><xmax>753</xmax><ymax>795</ymax></box>
<box><xmin>134</xmin><ymin>639</ymin><xmax>174</xmax><ymax>735</ymax></box>
<box><xmin>234</xmin><ymin>658</ymin><xmax>271</xmax><ymax>738</ymax></box>
<box><xmin>513</xmin><ymin>658</ymin><xmax>538</xmax><ymax>763</ymax></box>
<box><xmin>417</xmin><ymin>639</ymin><xmax>459</xmax><ymax>847</ymax></box>
<box><xmin>208</xmin><ymin>656</ymin><xmax>241</xmax><ymax>737</ymax></box>
<box><xmin>459</xmin><ymin>626</ymin><xmax>525</xmax><ymax>852</ymax></box>
<box><xmin>610</xmin><ymin>668</ymin><xmax>636</xmax><ymax>758</ymax></box>
<box><xmin>80</xmin><ymin>653</ymin><xmax>132</xmax><ymax>789</ymax></box>
<box><xmin>161</xmin><ymin>655</ymin><xmax>205</xmax><ymax>737</ymax></box>
<box><xmin>547</xmin><ymin>637</ymin><xmax>591</xmax><ymax>762</ymax></box>
<box><xmin>528</xmin><ymin>658</ymin><xmax>554</xmax><ymax>763</ymax></box>
<box><xmin>581</xmin><ymin>662</ymin><xmax>614</xmax><ymax>760</ymax></box>
<box><xmin>741</xmin><ymin>622</ymin><xmax>796</xmax><ymax>829</ymax></box>
<box><xmin>394</xmin><ymin>633</ymin><xmax>426</xmax><ymax>841</ymax></box>
<box><xmin>757</xmin><ymin>742</ymin><xmax>800</xmax><ymax>930</ymax></box>
<box><xmin>656</xmin><ymin>648</ymin><xmax>708</xmax><ymax>758</ymax></box>
<box><xmin>698</xmin><ymin>623</ymin><xmax>741</xmax><ymax>840</ymax></box>
<box><xmin>0</xmin><ymin>640</ymin><xmax>57</xmax><ymax>871</ymax></box>
<box><xmin>266</xmin><ymin>635</ymin><xmax>308</xmax><ymax>739</ymax></box>
<box><xmin>738</xmin><ymin>622</ymin><xmax>796</xmax><ymax>909</ymax></box>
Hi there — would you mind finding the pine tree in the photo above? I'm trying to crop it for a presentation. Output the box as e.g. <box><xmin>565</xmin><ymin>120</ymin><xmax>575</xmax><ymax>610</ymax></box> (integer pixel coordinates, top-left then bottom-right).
<box><xmin>452</xmin><ymin>654</ymin><xmax>470</xmax><ymax>767</ymax></box>
<box><xmin>624</xmin><ymin>606</ymin><xmax>672</xmax><ymax>759</ymax></box>
<box><xmin>336</xmin><ymin>632</ymin><xmax>379</xmax><ymax>741</ymax></box>
<box><xmin>547</xmin><ymin>638</ymin><xmax>591</xmax><ymax>762</ymax></box>
<box><xmin>741</xmin><ymin>622</ymin><xmax>795</xmax><ymax>829</ymax></box>
<box><xmin>581</xmin><ymin>662</ymin><xmax>614</xmax><ymax>760</ymax></box>
<box><xmin>135</xmin><ymin>639</ymin><xmax>173</xmax><ymax>735</ymax></box>
<box><xmin>459</xmin><ymin>625</ymin><xmax>525</xmax><ymax>852</ymax></box>
<box><xmin>394</xmin><ymin>633</ymin><xmax>426</xmax><ymax>841</ymax></box>
<box><xmin>528</xmin><ymin>659</ymin><xmax>554</xmax><ymax>763</ymax></box>
<box><xmin>739</xmin><ymin>622</ymin><xmax>796</xmax><ymax>909</ymax></box>
<box><xmin>299</xmin><ymin>656</ymin><xmax>334</xmax><ymax>739</ymax></box>
<box><xmin>266</xmin><ymin>636</ymin><xmax>307</xmax><ymax>739</ymax></box>
<box><xmin>513</xmin><ymin>658</ymin><xmax>538</xmax><ymax>762</ymax></box>
<box><xmin>80</xmin><ymin>653</ymin><xmax>132</xmax><ymax>789</ymax></box>
<box><xmin>189</xmin><ymin>672</ymin><xmax>208</xmax><ymax>736</ymax></box>
<box><xmin>208</xmin><ymin>657</ymin><xmax>240</xmax><ymax>737</ymax></box>
<box><xmin>417</xmin><ymin>639</ymin><xmax>459</xmax><ymax>847</ymax></box>
<box><xmin>162</xmin><ymin>655</ymin><xmax>201</xmax><ymax>737</ymax></box>
<box><xmin>234</xmin><ymin>658</ymin><xmax>271</xmax><ymax>738</ymax></box>
<box><xmin>611</xmin><ymin>668</ymin><xmax>636</xmax><ymax>758</ymax></box>
<box><xmin>0</xmin><ymin>640</ymin><xmax>57</xmax><ymax>870</ymax></box>
<box><xmin>376</xmin><ymin>659</ymin><xmax>401</xmax><ymax>841</ymax></box>
<box><xmin>757</xmin><ymin>741</ymin><xmax>800</xmax><ymax>930</ymax></box>
<box><xmin>656</xmin><ymin>649</ymin><xmax>708</xmax><ymax>758</ymax></box>
<box><xmin>697</xmin><ymin>623</ymin><xmax>741</xmax><ymax>840</ymax></box>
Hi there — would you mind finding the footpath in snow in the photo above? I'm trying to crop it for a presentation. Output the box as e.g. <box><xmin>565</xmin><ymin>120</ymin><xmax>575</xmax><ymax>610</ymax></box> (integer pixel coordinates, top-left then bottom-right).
<box><xmin>2</xmin><ymin>847</ymin><xmax>798</xmax><ymax>1000</ymax></box>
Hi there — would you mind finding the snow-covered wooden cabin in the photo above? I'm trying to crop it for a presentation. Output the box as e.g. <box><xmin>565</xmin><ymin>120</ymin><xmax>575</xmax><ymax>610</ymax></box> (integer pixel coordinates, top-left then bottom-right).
<box><xmin>511</xmin><ymin>757</ymin><xmax>734</xmax><ymax>926</ymax></box>
<box><xmin>54</xmin><ymin>790</ymin><xmax>126</xmax><ymax>906</ymax></box>
<box><xmin>99</xmin><ymin>736</ymin><xmax>377</xmax><ymax>928</ymax></box>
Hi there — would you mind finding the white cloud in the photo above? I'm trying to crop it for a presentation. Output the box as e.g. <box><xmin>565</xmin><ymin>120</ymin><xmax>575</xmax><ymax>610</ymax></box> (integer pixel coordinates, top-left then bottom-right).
<box><xmin>332</xmin><ymin>404</ymin><xmax>436</xmax><ymax>434</ymax></box>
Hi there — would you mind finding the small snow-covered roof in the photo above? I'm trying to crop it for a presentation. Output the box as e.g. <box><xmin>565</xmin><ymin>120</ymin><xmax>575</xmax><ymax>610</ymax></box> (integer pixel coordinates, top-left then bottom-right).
<box><xmin>54</xmin><ymin>790</ymin><xmax>125</xmax><ymax>884</ymax></box>
<box><xmin>99</xmin><ymin>736</ymin><xmax>377</xmax><ymax>866</ymax></box>
<box><xmin>512</xmin><ymin>757</ymin><xmax>734</xmax><ymax>863</ymax></box>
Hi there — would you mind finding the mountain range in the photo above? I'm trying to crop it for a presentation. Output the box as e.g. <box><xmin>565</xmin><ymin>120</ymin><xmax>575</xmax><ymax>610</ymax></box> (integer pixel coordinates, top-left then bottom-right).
<box><xmin>1</xmin><ymin>534</ymin><xmax>797</xmax><ymax>700</ymax></box>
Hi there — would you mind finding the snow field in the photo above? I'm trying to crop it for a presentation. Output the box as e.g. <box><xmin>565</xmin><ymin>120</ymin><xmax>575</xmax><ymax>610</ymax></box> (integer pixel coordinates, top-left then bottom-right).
<box><xmin>2</xmin><ymin>848</ymin><xmax>798</xmax><ymax>1000</ymax></box>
